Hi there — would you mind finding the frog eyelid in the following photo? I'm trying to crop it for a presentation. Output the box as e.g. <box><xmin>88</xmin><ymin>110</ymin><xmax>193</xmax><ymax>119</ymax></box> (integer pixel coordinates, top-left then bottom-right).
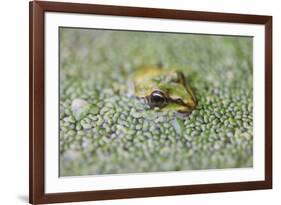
<box><xmin>151</xmin><ymin>90</ymin><xmax>166</xmax><ymax>98</ymax></box>
<box><xmin>151</xmin><ymin>91</ymin><xmax>167</xmax><ymax>102</ymax></box>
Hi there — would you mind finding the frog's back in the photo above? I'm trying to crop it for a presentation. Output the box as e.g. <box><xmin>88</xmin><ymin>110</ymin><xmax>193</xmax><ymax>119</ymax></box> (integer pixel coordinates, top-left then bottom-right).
<box><xmin>132</xmin><ymin>66</ymin><xmax>169</xmax><ymax>97</ymax></box>
<box><xmin>133</xmin><ymin>66</ymin><xmax>167</xmax><ymax>83</ymax></box>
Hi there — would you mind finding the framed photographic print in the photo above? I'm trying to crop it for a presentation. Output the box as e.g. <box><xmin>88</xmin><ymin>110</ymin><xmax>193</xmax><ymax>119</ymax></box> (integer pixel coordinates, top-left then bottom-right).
<box><xmin>29</xmin><ymin>1</ymin><xmax>272</xmax><ymax>204</ymax></box>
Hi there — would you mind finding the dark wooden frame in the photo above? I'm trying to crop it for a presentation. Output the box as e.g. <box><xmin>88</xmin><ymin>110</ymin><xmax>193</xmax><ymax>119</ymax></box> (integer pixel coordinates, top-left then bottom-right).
<box><xmin>29</xmin><ymin>1</ymin><xmax>272</xmax><ymax>204</ymax></box>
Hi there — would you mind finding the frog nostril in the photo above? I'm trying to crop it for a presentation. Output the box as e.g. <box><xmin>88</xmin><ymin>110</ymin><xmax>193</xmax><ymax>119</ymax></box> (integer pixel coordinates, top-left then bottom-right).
<box><xmin>175</xmin><ymin>98</ymin><xmax>183</xmax><ymax>104</ymax></box>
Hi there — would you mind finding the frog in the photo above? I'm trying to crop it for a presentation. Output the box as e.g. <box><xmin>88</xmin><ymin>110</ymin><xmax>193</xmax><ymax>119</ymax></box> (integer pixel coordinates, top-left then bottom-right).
<box><xmin>131</xmin><ymin>65</ymin><xmax>197</xmax><ymax>115</ymax></box>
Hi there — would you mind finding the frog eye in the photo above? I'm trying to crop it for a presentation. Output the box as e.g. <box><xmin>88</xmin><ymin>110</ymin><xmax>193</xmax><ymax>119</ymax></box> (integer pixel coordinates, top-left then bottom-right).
<box><xmin>150</xmin><ymin>91</ymin><xmax>166</xmax><ymax>107</ymax></box>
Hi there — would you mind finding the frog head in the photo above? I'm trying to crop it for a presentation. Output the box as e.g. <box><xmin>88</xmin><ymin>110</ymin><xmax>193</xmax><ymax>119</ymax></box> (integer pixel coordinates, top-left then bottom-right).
<box><xmin>132</xmin><ymin>66</ymin><xmax>197</xmax><ymax>114</ymax></box>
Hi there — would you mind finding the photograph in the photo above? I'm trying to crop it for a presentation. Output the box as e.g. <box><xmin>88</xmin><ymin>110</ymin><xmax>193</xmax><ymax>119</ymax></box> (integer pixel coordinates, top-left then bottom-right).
<box><xmin>29</xmin><ymin>1</ymin><xmax>272</xmax><ymax>203</ymax></box>
<box><xmin>59</xmin><ymin>28</ymin><xmax>253</xmax><ymax>176</ymax></box>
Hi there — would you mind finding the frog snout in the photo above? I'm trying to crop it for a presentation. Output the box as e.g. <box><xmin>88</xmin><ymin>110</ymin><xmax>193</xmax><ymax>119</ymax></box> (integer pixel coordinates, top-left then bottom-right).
<box><xmin>185</xmin><ymin>99</ymin><xmax>196</xmax><ymax>109</ymax></box>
